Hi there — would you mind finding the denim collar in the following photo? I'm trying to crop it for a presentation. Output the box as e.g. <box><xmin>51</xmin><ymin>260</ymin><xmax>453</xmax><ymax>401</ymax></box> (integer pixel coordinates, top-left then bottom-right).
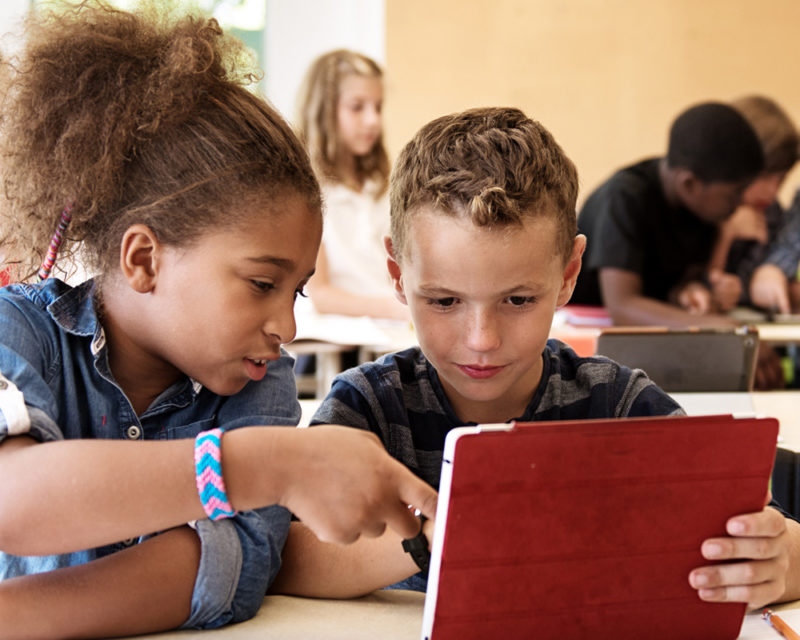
<box><xmin>42</xmin><ymin>278</ymin><xmax>202</xmax><ymax>403</ymax></box>
<box><xmin>46</xmin><ymin>278</ymin><xmax>100</xmax><ymax>338</ymax></box>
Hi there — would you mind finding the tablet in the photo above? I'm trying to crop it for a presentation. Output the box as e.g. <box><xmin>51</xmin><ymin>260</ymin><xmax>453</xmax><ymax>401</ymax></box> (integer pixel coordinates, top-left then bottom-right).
<box><xmin>421</xmin><ymin>415</ymin><xmax>778</xmax><ymax>640</ymax></box>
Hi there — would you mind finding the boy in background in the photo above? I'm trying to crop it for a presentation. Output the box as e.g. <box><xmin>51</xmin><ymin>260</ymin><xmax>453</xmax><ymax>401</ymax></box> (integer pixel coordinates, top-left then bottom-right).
<box><xmin>571</xmin><ymin>102</ymin><xmax>761</xmax><ymax>324</ymax></box>
<box><xmin>272</xmin><ymin>107</ymin><xmax>800</xmax><ymax>611</ymax></box>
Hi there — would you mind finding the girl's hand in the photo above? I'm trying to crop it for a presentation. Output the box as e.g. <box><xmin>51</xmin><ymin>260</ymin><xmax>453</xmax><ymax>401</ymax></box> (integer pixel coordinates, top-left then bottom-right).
<box><xmin>266</xmin><ymin>426</ymin><xmax>438</xmax><ymax>545</ymax></box>
<box><xmin>750</xmin><ymin>264</ymin><xmax>791</xmax><ymax>314</ymax></box>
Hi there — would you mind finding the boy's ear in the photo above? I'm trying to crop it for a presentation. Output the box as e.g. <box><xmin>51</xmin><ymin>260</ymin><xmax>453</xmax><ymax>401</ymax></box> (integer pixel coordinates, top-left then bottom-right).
<box><xmin>119</xmin><ymin>224</ymin><xmax>161</xmax><ymax>294</ymax></box>
<box><xmin>556</xmin><ymin>234</ymin><xmax>586</xmax><ymax>308</ymax></box>
<box><xmin>384</xmin><ymin>235</ymin><xmax>408</xmax><ymax>305</ymax></box>
<box><xmin>674</xmin><ymin>168</ymin><xmax>700</xmax><ymax>201</ymax></box>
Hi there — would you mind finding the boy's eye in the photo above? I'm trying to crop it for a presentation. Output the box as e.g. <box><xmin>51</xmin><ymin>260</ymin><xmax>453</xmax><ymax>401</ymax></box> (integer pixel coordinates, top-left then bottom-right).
<box><xmin>430</xmin><ymin>297</ymin><xmax>457</xmax><ymax>308</ymax></box>
<box><xmin>507</xmin><ymin>296</ymin><xmax>535</xmax><ymax>306</ymax></box>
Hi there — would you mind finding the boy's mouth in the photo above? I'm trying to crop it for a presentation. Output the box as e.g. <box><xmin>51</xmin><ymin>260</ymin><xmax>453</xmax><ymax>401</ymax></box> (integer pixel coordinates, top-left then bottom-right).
<box><xmin>457</xmin><ymin>364</ymin><xmax>504</xmax><ymax>379</ymax></box>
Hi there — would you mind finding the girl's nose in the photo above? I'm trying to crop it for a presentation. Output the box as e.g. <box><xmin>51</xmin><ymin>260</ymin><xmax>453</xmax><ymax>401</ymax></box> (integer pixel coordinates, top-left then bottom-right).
<box><xmin>263</xmin><ymin>299</ymin><xmax>297</xmax><ymax>345</ymax></box>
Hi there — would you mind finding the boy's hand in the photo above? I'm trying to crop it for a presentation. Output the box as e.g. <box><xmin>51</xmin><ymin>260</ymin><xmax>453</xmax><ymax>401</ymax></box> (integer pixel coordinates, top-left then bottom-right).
<box><xmin>273</xmin><ymin>426</ymin><xmax>438</xmax><ymax>545</ymax></box>
<box><xmin>676</xmin><ymin>281</ymin><xmax>713</xmax><ymax>315</ymax></box>
<box><xmin>688</xmin><ymin>505</ymin><xmax>790</xmax><ymax>610</ymax></box>
<box><xmin>708</xmin><ymin>269</ymin><xmax>742</xmax><ymax>312</ymax></box>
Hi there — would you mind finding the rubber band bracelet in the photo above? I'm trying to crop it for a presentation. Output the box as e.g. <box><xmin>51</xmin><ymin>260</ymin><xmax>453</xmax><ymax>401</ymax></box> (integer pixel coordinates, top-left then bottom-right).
<box><xmin>194</xmin><ymin>428</ymin><xmax>236</xmax><ymax>521</ymax></box>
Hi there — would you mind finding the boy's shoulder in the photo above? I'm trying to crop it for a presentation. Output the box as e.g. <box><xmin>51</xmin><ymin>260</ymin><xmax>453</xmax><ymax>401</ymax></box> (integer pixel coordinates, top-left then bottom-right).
<box><xmin>336</xmin><ymin>346</ymin><xmax>430</xmax><ymax>390</ymax></box>
<box><xmin>536</xmin><ymin>340</ymin><xmax>682</xmax><ymax>419</ymax></box>
<box><xmin>586</xmin><ymin>158</ymin><xmax>662</xmax><ymax>205</ymax></box>
<box><xmin>312</xmin><ymin>346</ymin><xmax>455</xmax><ymax>431</ymax></box>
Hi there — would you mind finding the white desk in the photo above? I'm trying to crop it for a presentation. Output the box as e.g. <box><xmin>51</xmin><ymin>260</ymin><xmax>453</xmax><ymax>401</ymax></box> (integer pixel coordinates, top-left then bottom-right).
<box><xmin>120</xmin><ymin>590</ymin><xmax>424</xmax><ymax>640</ymax></box>
<box><xmin>670</xmin><ymin>391</ymin><xmax>800</xmax><ymax>452</ymax></box>
<box><xmin>120</xmin><ymin>589</ymin><xmax>797</xmax><ymax>639</ymax></box>
<box><xmin>289</xmin><ymin>308</ymin><xmax>417</xmax><ymax>398</ymax></box>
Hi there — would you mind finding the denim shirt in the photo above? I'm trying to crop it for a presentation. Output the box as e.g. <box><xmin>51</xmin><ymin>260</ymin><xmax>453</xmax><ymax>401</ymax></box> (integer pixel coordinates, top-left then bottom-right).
<box><xmin>0</xmin><ymin>278</ymin><xmax>299</xmax><ymax>629</ymax></box>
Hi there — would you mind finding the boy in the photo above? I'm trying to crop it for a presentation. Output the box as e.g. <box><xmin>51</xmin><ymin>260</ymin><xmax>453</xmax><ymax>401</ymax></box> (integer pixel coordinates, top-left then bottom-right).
<box><xmin>272</xmin><ymin>107</ymin><xmax>800</xmax><ymax>610</ymax></box>
<box><xmin>570</xmin><ymin>101</ymin><xmax>763</xmax><ymax>325</ymax></box>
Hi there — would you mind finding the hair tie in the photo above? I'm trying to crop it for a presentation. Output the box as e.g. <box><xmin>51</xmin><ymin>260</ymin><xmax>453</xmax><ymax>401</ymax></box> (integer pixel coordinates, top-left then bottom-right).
<box><xmin>38</xmin><ymin>204</ymin><xmax>73</xmax><ymax>281</ymax></box>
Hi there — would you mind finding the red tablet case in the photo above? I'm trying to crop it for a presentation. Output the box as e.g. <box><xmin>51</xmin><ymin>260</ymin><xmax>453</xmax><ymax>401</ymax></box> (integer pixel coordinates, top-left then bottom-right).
<box><xmin>423</xmin><ymin>415</ymin><xmax>778</xmax><ymax>640</ymax></box>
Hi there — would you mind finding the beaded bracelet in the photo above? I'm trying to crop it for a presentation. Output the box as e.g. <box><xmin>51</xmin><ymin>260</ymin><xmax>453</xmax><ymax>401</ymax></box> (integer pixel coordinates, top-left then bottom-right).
<box><xmin>194</xmin><ymin>428</ymin><xmax>236</xmax><ymax>521</ymax></box>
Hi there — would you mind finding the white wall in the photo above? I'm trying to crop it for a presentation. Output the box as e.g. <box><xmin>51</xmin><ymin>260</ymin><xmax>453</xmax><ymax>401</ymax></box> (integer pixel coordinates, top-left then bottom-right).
<box><xmin>0</xmin><ymin>0</ymin><xmax>29</xmax><ymax>58</ymax></box>
<box><xmin>263</xmin><ymin>0</ymin><xmax>385</xmax><ymax>124</ymax></box>
<box><xmin>0</xmin><ymin>0</ymin><xmax>385</xmax><ymax>126</ymax></box>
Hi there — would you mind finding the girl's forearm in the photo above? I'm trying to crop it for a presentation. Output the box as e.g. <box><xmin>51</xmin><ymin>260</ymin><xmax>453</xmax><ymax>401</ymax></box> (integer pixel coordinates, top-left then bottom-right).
<box><xmin>0</xmin><ymin>428</ymin><xmax>288</xmax><ymax>555</ymax></box>
<box><xmin>0</xmin><ymin>426</ymin><xmax>436</xmax><ymax>556</ymax></box>
<box><xmin>0</xmin><ymin>525</ymin><xmax>200</xmax><ymax>640</ymax></box>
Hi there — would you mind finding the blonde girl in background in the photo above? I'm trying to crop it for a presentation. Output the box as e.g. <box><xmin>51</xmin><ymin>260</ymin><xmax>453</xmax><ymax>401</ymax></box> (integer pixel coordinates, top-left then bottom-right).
<box><xmin>295</xmin><ymin>49</ymin><xmax>409</xmax><ymax>320</ymax></box>
<box><xmin>0</xmin><ymin>3</ymin><xmax>435</xmax><ymax>638</ymax></box>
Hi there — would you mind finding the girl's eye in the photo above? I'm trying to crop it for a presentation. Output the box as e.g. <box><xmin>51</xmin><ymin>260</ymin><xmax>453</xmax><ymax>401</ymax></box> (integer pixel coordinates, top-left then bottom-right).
<box><xmin>294</xmin><ymin>287</ymin><xmax>308</xmax><ymax>300</ymax></box>
<box><xmin>430</xmin><ymin>297</ymin><xmax>457</xmax><ymax>308</ymax></box>
<box><xmin>507</xmin><ymin>296</ymin><xmax>535</xmax><ymax>306</ymax></box>
<box><xmin>251</xmin><ymin>280</ymin><xmax>275</xmax><ymax>293</ymax></box>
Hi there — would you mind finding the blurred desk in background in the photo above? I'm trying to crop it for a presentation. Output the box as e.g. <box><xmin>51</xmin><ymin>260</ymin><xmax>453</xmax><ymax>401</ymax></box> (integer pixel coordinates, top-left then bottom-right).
<box><xmin>289</xmin><ymin>308</ymin><xmax>416</xmax><ymax>398</ymax></box>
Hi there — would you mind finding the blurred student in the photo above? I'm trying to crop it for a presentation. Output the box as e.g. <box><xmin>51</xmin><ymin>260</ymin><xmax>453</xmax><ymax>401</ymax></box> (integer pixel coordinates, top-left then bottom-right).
<box><xmin>571</xmin><ymin>101</ymin><xmax>762</xmax><ymax>323</ymax></box>
<box><xmin>271</xmin><ymin>107</ymin><xmax>800</xmax><ymax>612</ymax></box>
<box><xmin>0</xmin><ymin>5</ymin><xmax>435</xmax><ymax>637</ymax></box>
<box><xmin>750</xmin><ymin>189</ymin><xmax>800</xmax><ymax>314</ymax></box>
<box><xmin>708</xmin><ymin>95</ymin><xmax>799</xmax><ymax>312</ymax></box>
<box><xmin>295</xmin><ymin>49</ymin><xmax>408</xmax><ymax>320</ymax></box>
<box><xmin>571</xmin><ymin>102</ymin><xmax>784</xmax><ymax>387</ymax></box>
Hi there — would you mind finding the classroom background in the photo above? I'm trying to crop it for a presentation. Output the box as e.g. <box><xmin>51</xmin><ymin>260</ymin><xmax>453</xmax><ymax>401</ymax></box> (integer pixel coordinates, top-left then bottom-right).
<box><xmin>2</xmin><ymin>0</ymin><xmax>798</xmax><ymax>208</ymax></box>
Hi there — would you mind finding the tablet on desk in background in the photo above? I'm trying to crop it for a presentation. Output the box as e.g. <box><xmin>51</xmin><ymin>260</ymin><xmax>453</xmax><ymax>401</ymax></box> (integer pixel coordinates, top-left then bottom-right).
<box><xmin>595</xmin><ymin>326</ymin><xmax>759</xmax><ymax>392</ymax></box>
<box><xmin>421</xmin><ymin>415</ymin><xmax>778</xmax><ymax>640</ymax></box>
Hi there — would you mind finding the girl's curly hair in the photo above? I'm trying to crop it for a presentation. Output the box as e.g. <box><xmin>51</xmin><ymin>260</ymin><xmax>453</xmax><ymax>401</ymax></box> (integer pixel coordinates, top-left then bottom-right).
<box><xmin>0</xmin><ymin>0</ymin><xmax>321</xmax><ymax>282</ymax></box>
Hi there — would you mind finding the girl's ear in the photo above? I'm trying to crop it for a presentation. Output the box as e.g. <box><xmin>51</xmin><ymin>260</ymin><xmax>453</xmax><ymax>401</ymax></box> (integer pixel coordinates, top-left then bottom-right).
<box><xmin>384</xmin><ymin>235</ymin><xmax>408</xmax><ymax>305</ymax></box>
<box><xmin>556</xmin><ymin>234</ymin><xmax>586</xmax><ymax>308</ymax></box>
<box><xmin>119</xmin><ymin>224</ymin><xmax>161</xmax><ymax>294</ymax></box>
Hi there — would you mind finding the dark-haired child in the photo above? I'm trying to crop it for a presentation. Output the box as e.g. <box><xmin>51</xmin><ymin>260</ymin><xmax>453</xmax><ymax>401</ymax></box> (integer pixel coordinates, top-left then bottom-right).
<box><xmin>571</xmin><ymin>101</ymin><xmax>788</xmax><ymax>387</ymax></box>
<box><xmin>0</xmin><ymin>3</ymin><xmax>435</xmax><ymax>637</ymax></box>
<box><xmin>571</xmin><ymin>101</ymin><xmax>762</xmax><ymax>324</ymax></box>
<box><xmin>271</xmin><ymin>107</ymin><xmax>800</xmax><ymax>611</ymax></box>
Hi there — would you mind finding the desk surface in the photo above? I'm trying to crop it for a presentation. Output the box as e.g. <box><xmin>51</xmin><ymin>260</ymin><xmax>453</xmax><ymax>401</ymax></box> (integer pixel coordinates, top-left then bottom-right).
<box><xmin>671</xmin><ymin>391</ymin><xmax>800</xmax><ymax>452</ymax></box>
<box><xmin>120</xmin><ymin>590</ymin><xmax>423</xmax><ymax>640</ymax></box>
<box><xmin>120</xmin><ymin>590</ymin><xmax>797</xmax><ymax>639</ymax></box>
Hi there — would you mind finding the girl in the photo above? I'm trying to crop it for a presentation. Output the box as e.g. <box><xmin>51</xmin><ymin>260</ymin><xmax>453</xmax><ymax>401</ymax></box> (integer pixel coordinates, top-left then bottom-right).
<box><xmin>295</xmin><ymin>49</ymin><xmax>408</xmax><ymax>320</ymax></box>
<box><xmin>0</xmin><ymin>3</ymin><xmax>435</xmax><ymax>638</ymax></box>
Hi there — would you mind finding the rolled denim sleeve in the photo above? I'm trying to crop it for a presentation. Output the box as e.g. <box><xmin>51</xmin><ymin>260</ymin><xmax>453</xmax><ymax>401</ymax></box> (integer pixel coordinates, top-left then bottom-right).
<box><xmin>182</xmin><ymin>505</ymin><xmax>291</xmax><ymax>629</ymax></box>
<box><xmin>182</xmin><ymin>352</ymin><xmax>299</xmax><ymax>629</ymax></box>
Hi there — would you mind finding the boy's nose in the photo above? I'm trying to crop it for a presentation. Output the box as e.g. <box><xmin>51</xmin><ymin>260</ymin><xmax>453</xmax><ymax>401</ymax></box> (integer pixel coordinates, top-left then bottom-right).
<box><xmin>464</xmin><ymin>310</ymin><xmax>501</xmax><ymax>352</ymax></box>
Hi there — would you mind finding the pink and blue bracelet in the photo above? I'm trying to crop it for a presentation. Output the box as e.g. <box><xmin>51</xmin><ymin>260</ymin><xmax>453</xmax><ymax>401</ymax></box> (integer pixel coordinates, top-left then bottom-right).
<box><xmin>194</xmin><ymin>428</ymin><xmax>236</xmax><ymax>521</ymax></box>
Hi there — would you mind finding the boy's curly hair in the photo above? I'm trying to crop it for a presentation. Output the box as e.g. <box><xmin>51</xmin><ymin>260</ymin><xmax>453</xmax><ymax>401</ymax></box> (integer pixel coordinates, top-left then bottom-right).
<box><xmin>0</xmin><ymin>0</ymin><xmax>321</xmax><ymax>282</ymax></box>
<box><xmin>389</xmin><ymin>107</ymin><xmax>578</xmax><ymax>264</ymax></box>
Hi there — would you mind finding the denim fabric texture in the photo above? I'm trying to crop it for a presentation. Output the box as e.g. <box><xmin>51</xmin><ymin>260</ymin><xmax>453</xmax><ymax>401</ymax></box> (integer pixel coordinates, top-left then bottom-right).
<box><xmin>0</xmin><ymin>278</ymin><xmax>298</xmax><ymax>628</ymax></box>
